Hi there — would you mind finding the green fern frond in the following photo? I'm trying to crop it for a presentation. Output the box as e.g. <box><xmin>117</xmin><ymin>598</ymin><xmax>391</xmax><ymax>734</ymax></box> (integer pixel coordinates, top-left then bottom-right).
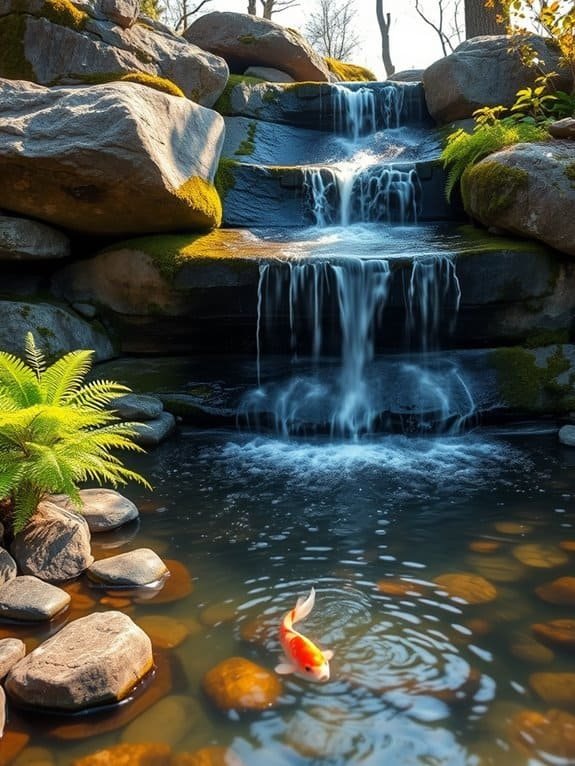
<box><xmin>68</xmin><ymin>380</ymin><xmax>132</xmax><ymax>409</ymax></box>
<box><xmin>12</xmin><ymin>483</ymin><xmax>42</xmax><ymax>534</ymax></box>
<box><xmin>25</xmin><ymin>332</ymin><xmax>46</xmax><ymax>380</ymax></box>
<box><xmin>0</xmin><ymin>350</ymin><xmax>41</xmax><ymax>407</ymax></box>
<box><xmin>40</xmin><ymin>350</ymin><xmax>94</xmax><ymax>405</ymax></box>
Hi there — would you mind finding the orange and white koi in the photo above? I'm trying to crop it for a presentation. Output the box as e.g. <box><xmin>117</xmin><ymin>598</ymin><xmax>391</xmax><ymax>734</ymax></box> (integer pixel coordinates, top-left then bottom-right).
<box><xmin>275</xmin><ymin>587</ymin><xmax>333</xmax><ymax>682</ymax></box>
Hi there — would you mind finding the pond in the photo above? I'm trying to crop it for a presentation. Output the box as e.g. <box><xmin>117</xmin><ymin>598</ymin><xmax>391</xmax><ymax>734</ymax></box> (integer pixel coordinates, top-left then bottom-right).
<box><xmin>6</xmin><ymin>425</ymin><xmax>575</xmax><ymax>765</ymax></box>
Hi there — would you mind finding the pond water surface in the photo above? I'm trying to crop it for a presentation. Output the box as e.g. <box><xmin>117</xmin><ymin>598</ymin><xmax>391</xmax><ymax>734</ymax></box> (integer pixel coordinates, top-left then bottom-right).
<box><xmin>6</xmin><ymin>426</ymin><xmax>575</xmax><ymax>765</ymax></box>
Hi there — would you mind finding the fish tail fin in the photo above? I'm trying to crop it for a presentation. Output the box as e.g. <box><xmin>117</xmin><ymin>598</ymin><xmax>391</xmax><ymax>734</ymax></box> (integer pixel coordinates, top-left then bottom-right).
<box><xmin>292</xmin><ymin>587</ymin><xmax>315</xmax><ymax>625</ymax></box>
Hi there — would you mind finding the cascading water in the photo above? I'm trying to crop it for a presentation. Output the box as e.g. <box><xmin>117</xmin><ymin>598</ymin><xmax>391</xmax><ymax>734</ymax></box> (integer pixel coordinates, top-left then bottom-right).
<box><xmin>241</xmin><ymin>82</ymin><xmax>477</xmax><ymax>439</ymax></box>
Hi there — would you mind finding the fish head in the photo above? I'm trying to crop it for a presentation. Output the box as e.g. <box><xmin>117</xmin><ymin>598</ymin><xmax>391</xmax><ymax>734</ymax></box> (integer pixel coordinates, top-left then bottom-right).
<box><xmin>304</xmin><ymin>657</ymin><xmax>330</xmax><ymax>683</ymax></box>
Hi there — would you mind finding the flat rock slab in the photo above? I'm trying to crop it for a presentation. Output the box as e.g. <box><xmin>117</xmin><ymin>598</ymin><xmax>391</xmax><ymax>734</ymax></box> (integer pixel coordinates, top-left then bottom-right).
<box><xmin>0</xmin><ymin>576</ymin><xmax>70</xmax><ymax>621</ymax></box>
<box><xmin>0</xmin><ymin>547</ymin><xmax>17</xmax><ymax>586</ymax></box>
<box><xmin>88</xmin><ymin>548</ymin><xmax>169</xmax><ymax>587</ymax></box>
<box><xmin>0</xmin><ymin>215</ymin><xmax>70</xmax><ymax>260</ymax></box>
<box><xmin>6</xmin><ymin>611</ymin><xmax>153</xmax><ymax>711</ymax></box>
<box><xmin>11</xmin><ymin>501</ymin><xmax>94</xmax><ymax>583</ymax></box>
<box><xmin>110</xmin><ymin>394</ymin><xmax>164</xmax><ymax>421</ymax></box>
<box><xmin>51</xmin><ymin>489</ymin><xmax>139</xmax><ymax>533</ymax></box>
<box><xmin>0</xmin><ymin>638</ymin><xmax>26</xmax><ymax>679</ymax></box>
<box><xmin>132</xmin><ymin>412</ymin><xmax>176</xmax><ymax>446</ymax></box>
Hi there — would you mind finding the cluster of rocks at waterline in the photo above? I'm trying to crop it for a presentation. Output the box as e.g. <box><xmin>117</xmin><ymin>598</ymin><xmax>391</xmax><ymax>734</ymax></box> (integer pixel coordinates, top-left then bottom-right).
<box><xmin>0</xmin><ymin>489</ymin><xmax>174</xmax><ymax>741</ymax></box>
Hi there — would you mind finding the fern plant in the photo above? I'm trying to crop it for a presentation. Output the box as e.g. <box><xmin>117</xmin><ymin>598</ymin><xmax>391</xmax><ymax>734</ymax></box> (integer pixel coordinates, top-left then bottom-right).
<box><xmin>0</xmin><ymin>333</ymin><xmax>151</xmax><ymax>533</ymax></box>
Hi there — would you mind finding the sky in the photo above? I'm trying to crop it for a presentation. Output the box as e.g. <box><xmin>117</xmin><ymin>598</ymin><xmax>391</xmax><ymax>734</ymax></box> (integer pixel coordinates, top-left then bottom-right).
<box><xmin>195</xmin><ymin>0</ymin><xmax>460</xmax><ymax>77</ymax></box>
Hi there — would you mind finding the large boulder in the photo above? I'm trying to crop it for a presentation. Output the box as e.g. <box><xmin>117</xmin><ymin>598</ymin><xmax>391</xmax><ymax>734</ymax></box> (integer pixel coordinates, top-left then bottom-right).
<box><xmin>5</xmin><ymin>611</ymin><xmax>153</xmax><ymax>710</ymax></box>
<box><xmin>0</xmin><ymin>79</ymin><xmax>224</xmax><ymax>235</ymax></box>
<box><xmin>423</xmin><ymin>35</ymin><xmax>573</xmax><ymax>124</ymax></box>
<box><xmin>183</xmin><ymin>12</ymin><xmax>330</xmax><ymax>83</ymax></box>
<box><xmin>0</xmin><ymin>0</ymin><xmax>228</xmax><ymax>106</ymax></box>
<box><xmin>0</xmin><ymin>214</ymin><xmax>70</xmax><ymax>260</ymax></box>
<box><xmin>11</xmin><ymin>500</ymin><xmax>94</xmax><ymax>582</ymax></box>
<box><xmin>461</xmin><ymin>141</ymin><xmax>575</xmax><ymax>257</ymax></box>
<box><xmin>0</xmin><ymin>300</ymin><xmax>114</xmax><ymax>361</ymax></box>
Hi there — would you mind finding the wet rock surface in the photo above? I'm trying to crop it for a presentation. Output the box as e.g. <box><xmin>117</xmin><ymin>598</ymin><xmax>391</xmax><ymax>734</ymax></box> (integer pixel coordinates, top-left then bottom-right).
<box><xmin>434</xmin><ymin>573</ymin><xmax>497</xmax><ymax>604</ymax></box>
<box><xmin>202</xmin><ymin>656</ymin><xmax>282</xmax><ymax>712</ymax></box>
<box><xmin>88</xmin><ymin>548</ymin><xmax>169</xmax><ymax>587</ymax></box>
<box><xmin>0</xmin><ymin>576</ymin><xmax>70</xmax><ymax>621</ymax></box>
<box><xmin>50</xmin><ymin>489</ymin><xmax>139</xmax><ymax>533</ymax></box>
<box><xmin>132</xmin><ymin>412</ymin><xmax>177</xmax><ymax>446</ymax></box>
<box><xmin>0</xmin><ymin>638</ymin><xmax>26</xmax><ymax>679</ymax></box>
<box><xmin>0</xmin><ymin>547</ymin><xmax>17</xmax><ymax>586</ymax></box>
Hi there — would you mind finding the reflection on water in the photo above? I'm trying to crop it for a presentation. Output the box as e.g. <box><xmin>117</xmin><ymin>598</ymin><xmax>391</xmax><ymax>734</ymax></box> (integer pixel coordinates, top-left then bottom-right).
<box><xmin>5</xmin><ymin>430</ymin><xmax>575</xmax><ymax>765</ymax></box>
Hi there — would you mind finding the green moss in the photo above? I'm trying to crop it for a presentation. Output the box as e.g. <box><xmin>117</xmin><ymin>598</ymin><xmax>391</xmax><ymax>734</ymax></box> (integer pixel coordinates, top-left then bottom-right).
<box><xmin>325</xmin><ymin>57</ymin><xmax>377</xmax><ymax>82</ymax></box>
<box><xmin>235</xmin><ymin>121</ymin><xmax>257</xmax><ymax>156</ymax></box>
<box><xmin>212</xmin><ymin>74</ymin><xmax>265</xmax><ymax>115</ymax></box>
<box><xmin>36</xmin><ymin>326</ymin><xmax>56</xmax><ymax>340</ymax></box>
<box><xmin>214</xmin><ymin>158</ymin><xmax>238</xmax><ymax>201</ymax></box>
<box><xmin>174</xmin><ymin>176</ymin><xmax>222</xmax><ymax>229</ymax></box>
<box><xmin>238</xmin><ymin>34</ymin><xmax>257</xmax><ymax>44</ymax></box>
<box><xmin>0</xmin><ymin>15</ymin><xmax>34</xmax><ymax>80</ymax></box>
<box><xmin>491</xmin><ymin>345</ymin><xmax>574</xmax><ymax>412</ymax></box>
<box><xmin>462</xmin><ymin>162</ymin><xmax>529</xmax><ymax>219</ymax></box>
<box><xmin>41</xmin><ymin>0</ymin><xmax>87</xmax><ymax>28</ymax></box>
<box><xmin>525</xmin><ymin>329</ymin><xmax>570</xmax><ymax>348</ymax></box>
<box><xmin>72</xmin><ymin>70</ymin><xmax>184</xmax><ymax>97</ymax></box>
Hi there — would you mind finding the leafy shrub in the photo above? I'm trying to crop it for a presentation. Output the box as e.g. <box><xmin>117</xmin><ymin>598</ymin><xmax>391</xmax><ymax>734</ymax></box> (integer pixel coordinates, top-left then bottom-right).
<box><xmin>0</xmin><ymin>334</ymin><xmax>150</xmax><ymax>533</ymax></box>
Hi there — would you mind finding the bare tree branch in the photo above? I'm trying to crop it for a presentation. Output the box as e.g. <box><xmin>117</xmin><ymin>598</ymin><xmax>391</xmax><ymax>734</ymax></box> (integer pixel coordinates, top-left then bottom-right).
<box><xmin>162</xmin><ymin>0</ymin><xmax>213</xmax><ymax>31</ymax></box>
<box><xmin>305</xmin><ymin>0</ymin><xmax>360</xmax><ymax>60</ymax></box>
<box><xmin>413</xmin><ymin>0</ymin><xmax>460</xmax><ymax>56</ymax></box>
<box><xmin>376</xmin><ymin>0</ymin><xmax>395</xmax><ymax>77</ymax></box>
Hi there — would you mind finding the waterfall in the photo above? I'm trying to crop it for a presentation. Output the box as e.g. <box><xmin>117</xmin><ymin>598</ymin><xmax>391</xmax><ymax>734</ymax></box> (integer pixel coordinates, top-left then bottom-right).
<box><xmin>331</xmin><ymin>83</ymin><xmax>406</xmax><ymax>136</ymax></box>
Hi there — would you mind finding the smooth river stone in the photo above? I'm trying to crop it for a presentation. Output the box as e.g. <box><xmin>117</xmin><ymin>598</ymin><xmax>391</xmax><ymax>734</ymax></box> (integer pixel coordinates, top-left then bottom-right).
<box><xmin>513</xmin><ymin>543</ymin><xmax>569</xmax><ymax>568</ymax></box>
<box><xmin>51</xmin><ymin>489</ymin><xmax>139</xmax><ymax>532</ymax></box>
<box><xmin>88</xmin><ymin>548</ymin><xmax>169</xmax><ymax>587</ymax></box>
<box><xmin>135</xmin><ymin>615</ymin><xmax>190</xmax><ymax>649</ymax></box>
<box><xmin>467</xmin><ymin>540</ymin><xmax>502</xmax><ymax>554</ymax></box>
<box><xmin>509</xmin><ymin>708</ymin><xmax>575</xmax><ymax>761</ymax></box>
<box><xmin>202</xmin><ymin>657</ymin><xmax>282</xmax><ymax>712</ymax></box>
<box><xmin>434</xmin><ymin>573</ymin><xmax>498</xmax><ymax>604</ymax></box>
<box><xmin>377</xmin><ymin>579</ymin><xmax>425</xmax><ymax>596</ymax></box>
<box><xmin>132</xmin><ymin>412</ymin><xmax>176</xmax><ymax>447</ymax></box>
<box><xmin>110</xmin><ymin>394</ymin><xmax>164</xmax><ymax>421</ymax></box>
<box><xmin>494</xmin><ymin>521</ymin><xmax>533</xmax><ymax>535</ymax></box>
<box><xmin>6</xmin><ymin>611</ymin><xmax>153</xmax><ymax>711</ymax></box>
<box><xmin>536</xmin><ymin>577</ymin><xmax>575</xmax><ymax>606</ymax></box>
<box><xmin>0</xmin><ymin>638</ymin><xmax>26</xmax><ymax>678</ymax></box>
<box><xmin>510</xmin><ymin>633</ymin><xmax>554</xmax><ymax>664</ymax></box>
<box><xmin>532</xmin><ymin>620</ymin><xmax>575</xmax><ymax>651</ymax></box>
<box><xmin>559</xmin><ymin>540</ymin><xmax>575</xmax><ymax>552</ymax></box>
<box><xmin>465</xmin><ymin>553</ymin><xmax>526</xmax><ymax>583</ymax></box>
<box><xmin>72</xmin><ymin>743</ymin><xmax>173</xmax><ymax>766</ymax></box>
<box><xmin>0</xmin><ymin>576</ymin><xmax>70</xmax><ymax>621</ymax></box>
<box><xmin>530</xmin><ymin>673</ymin><xmax>575</xmax><ymax>705</ymax></box>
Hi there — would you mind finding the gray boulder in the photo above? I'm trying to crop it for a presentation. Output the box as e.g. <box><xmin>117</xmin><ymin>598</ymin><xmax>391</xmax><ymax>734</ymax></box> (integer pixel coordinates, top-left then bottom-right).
<box><xmin>132</xmin><ymin>411</ymin><xmax>176</xmax><ymax>446</ymax></box>
<box><xmin>0</xmin><ymin>0</ymin><xmax>228</xmax><ymax>106</ymax></box>
<box><xmin>50</xmin><ymin>488</ymin><xmax>139</xmax><ymax>532</ymax></box>
<box><xmin>0</xmin><ymin>576</ymin><xmax>71</xmax><ymax>620</ymax></box>
<box><xmin>550</xmin><ymin>118</ymin><xmax>575</xmax><ymax>140</ymax></box>
<box><xmin>88</xmin><ymin>547</ymin><xmax>169</xmax><ymax>586</ymax></box>
<box><xmin>462</xmin><ymin>141</ymin><xmax>575</xmax><ymax>257</ymax></box>
<box><xmin>6</xmin><ymin>611</ymin><xmax>153</xmax><ymax>710</ymax></box>
<box><xmin>0</xmin><ymin>79</ymin><xmax>225</xmax><ymax>235</ymax></box>
<box><xmin>244</xmin><ymin>66</ymin><xmax>294</xmax><ymax>82</ymax></box>
<box><xmin>110</xmin><ymin>393</ymin><xmax>164</xmax><ymax>420</ymax></box>
<box><xmin>0</xmin><ymin>215</ymin><xmax>70</xmax><ymax>260</ymax></box>
<box><xmin>11</xmin><ymin>501</ymin><xmax>94</xmax><ymax>583</ymax></box>
<box><xmin>0</xmin><ymin>300</ymin><xmax>113</xmax><ymax>361</ymax></box>
<box><xmin>0</xmin><ymin>548</ymin><xmax>16</xmax><ymax>586</ymax></box>
<box><xmin>388</xmin><ymin>69</ymin><xmax>424</xmax><ymax>83</ymax></box>
<box><xmin>559</xmin><ymin>425</ymin><xmax>575</xmax><ymax>447</ymax></box>
<box><xmin>423</xmin><ymin>35</ymin><xmax>573</xmax><ymax>124</ymax></box>
<box><xmin>0</xmin><ymin>638</ymin><xmax>26</xmax><ymax>679</ymax></box>
<box><xmin>184</xmin><ymin>12</ymin><xmax>330</xmax><ymax>82</ymax></box>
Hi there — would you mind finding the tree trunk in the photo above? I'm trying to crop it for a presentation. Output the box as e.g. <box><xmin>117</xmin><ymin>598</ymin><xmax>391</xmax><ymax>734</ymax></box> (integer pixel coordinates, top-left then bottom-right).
<box><xmin>375</xmin><ymin>0</ymin><xmax>395</xmax><ymax>77</ymax></box>
<box><xmin>464</xmin><ymin>0</ymin><xmax>506</xmax><ymax>38</ymax></box>
<box><xmin>247</xmin><ymin>0</ymin><xmax>256</xmax><ymax>14</ymax></box>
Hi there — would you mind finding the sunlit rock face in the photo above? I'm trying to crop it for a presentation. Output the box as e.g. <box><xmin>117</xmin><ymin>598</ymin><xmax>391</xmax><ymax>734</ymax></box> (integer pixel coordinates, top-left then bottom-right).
<box><xmin>183</xmin><ymin>11</ymin><xmax>330</xmax><ymax>82</ymax></box>
<box><xmin>0</xmin><ymin>79</ymin><xmax>225</xmax><ymax>235</ymax></box>
<box><xmin>0</xmin><ymin>0</ymin><xmax>228</xmax><ymax>106</ymax></box>
<box><xmin>423</xmin><ymin>35</ymin><xmax>572</xmax><ymax>125</ymax></box>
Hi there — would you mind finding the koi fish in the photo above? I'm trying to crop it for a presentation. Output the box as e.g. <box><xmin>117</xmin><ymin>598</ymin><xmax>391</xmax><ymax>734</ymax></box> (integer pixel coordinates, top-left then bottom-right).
<box><xmin>275</xmin><ymin>587</ymin><xmax>333</xmax><ymax>682</ymax></box>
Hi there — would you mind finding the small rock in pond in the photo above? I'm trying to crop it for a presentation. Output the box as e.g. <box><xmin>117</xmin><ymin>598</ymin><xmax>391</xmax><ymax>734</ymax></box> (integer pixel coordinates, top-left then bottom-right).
<box><xmin>132</xmin><ymin>412</ymin><xmax>176</xmax><ymax>446</ymax></box>
<box><xmin>109</xmin><ymin>393</ymin><xmax>164</xmax><ymax>421</ymax></box>
<box><xmin>136</xmin><ymin>615</ymin><xmax>191</xmax><ymax>649</ymax></box>
<box><xmin>200</xmin><ymin>602</ymin><xmax>236</xmax><ymax>627</ymax></box>
<box><xmin>529</xmin><ymin>673</ymin><xmax>575</xmax><ymax>705</ymax></box>
<box><xmin>532</xmin><ymin>619</ymin><xmax>575</xmax><ymax>651</ymax></box>
<box><xmin>121</xmin><ymin>694</ymin><xmax>197</xmax><ymax>747</ymax></box>
<box><xmin>88</xmin><ymin>548</ymin><xmax>169</xmax><ymax>587</ymax></box>
<box><xmin>509</xmin><ymin>708</ymin><xmax>575</xmax><ymax>760</ymax></box>
<box><xmin>467</xmin><ymin>540</ymin><xmax>501</xmax><ymax>554</ymax></box>
<box><xmin>377</xmin><ymin>579</ymin><xmax>425</xmax><ymax>596</ymax></box>
<box><xmin>494</xmin><ymin>521</ymin><xmax>533</xmax><ymax>535</ymax></box>
<box><xmin>559</xmin><ymin>425</ymin><xmax>575</xmax><ymax>446</ymax></box>
<box><xmin>72</xmin><ymin>743</ymin><xmax>172</xmax><ymax>766</ymax></box>
<box><xmin>0</xmin><ymin>730</ymin><xmax>29</xmax><ymax>762</ymax></box>
<box><xmin>434</xmin><ymin>573</ymin><xmax>497</xmax><ymax>604</ymax></box>
<box><xmin>559</xmin><ymin>540</ymin><xmax>575</xmax><ymax>552</ymax></box>
<box><xmin>0</xmin><ymin>576</ymin><xmax>70</xmax><ymax>621</ymax></box>
<box><xmin>536</xmin><ymin>576</ymin><xmax>575</xmax><ymax>606</ymax></box>
<box><xmin>510</xmin><ymin>633</ymin><xmax>554</xmax><ymax>664</ymax></box>
<box><xmin>10</xmin><ymin>501</ymin><xmax>93</xmax><ymax>583</ymax></box>
<box><xmin>0</xmin><ymin>638</ymin><xmax>26</xmax><ymax>678</ymax></box>
<box><xmin>173</xmin><ymin>746</ymin><xmax>245</xmax><ymax>766</ymax></box>
<box><xmin>134</xmin><ymin>559</ymin><xmax>193</xmax><ymax>604</ymax></box>
<box><xmin>466</xmin><ymin>553</ymin><xmax>526</xmax><ymax>583</ymax></box>
<box><xmin>0</xmin><ymin>547</ymin><xmax>17</xmax><ymax>585</ymax></box>
<box><xmin>6</xmin><ymin>611</ymin><xmax>153</xmax><ymax>711</ymax></box>
<box><xmin>513</xmin><ymin>543</ymin><xmax>568</xmax><ymax>568</ymax></box>
<box><xmin>202</xmin><ymin>656</ymin><xmax>282</xmax><ymax>713</ymax></box>
<box><xmin>50</xmin><ymin>489</ymin><xmax>139</xmax><ymax>532</ymax></box>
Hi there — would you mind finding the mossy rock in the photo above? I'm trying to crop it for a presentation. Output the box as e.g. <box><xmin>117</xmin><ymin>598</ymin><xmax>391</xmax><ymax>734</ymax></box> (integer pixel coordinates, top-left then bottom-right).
<box><xmin>213</xmin><ymin>74</ymin><xmax>265</xmax><ymax>115</ymax></box>
<box><xmin>174</xmin><ymin>177</ymin><xmax>222</xmax><ymax>229</ymax></box>
<box><xmin>461</xmin><ymin>161</ymin><xmax>529</xmax><ymax>219</ymax></box>
<box><xmin>325</xmin><ymin>57</ymin><xmax>377</xmax><ymax>82</ymax></box>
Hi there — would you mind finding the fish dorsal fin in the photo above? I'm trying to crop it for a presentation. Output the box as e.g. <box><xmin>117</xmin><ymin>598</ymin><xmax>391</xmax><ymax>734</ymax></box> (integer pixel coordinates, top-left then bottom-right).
<box><xmin>293</xmin><ymin>587</ymin><xmax>316</xmax><ymax>624</ymax></box>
